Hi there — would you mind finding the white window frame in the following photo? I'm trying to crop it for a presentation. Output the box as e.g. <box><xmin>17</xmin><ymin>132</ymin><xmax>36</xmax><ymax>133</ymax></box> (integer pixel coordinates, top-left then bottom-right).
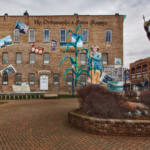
<box><xmin>60</xmin><ymin>29</ymin><xmax>66</xmax><ymax>42</ymax></box>
<box><xmin>44</xmin><ymin>29</ymin><xmax>50</xmax><ymax>42</ymax></box>
<box><xmin>80</xmin><ymin>74</ymin><xmax>86</xmax><ymax>85</ymax></box>
<box><xmin>83</xmin><ymin>29</ymin><xmax>89</xmax><ymax>42</ymax></box>
<box><xmin>53</xmin><ymin>74</ymin><xmax>59</xmax><ymax>85</ymax></box>
<box><xmin>43</xmin><ymin>53</ymin><xmax>49</xmax><ymax>64</ymax></box>
<box><xmin>67</xmin><ymin>74</ymin><xmax>72</xmax><ymax>85</ymax></box>
<box><xmin>16</xmin><ymin>74</ymin><xmax>22</xmax><ymax>85</ymax></box>
<box><xmin>29</xmin><ymin>29</ymin><xmax>35</xmax><ymax>42</ymax></box>
<box><xmin>3</xmin><ymin>74</ymin><xmax>8</xmax><ymax>85</ymax></box>
<box><xmin>80</xmin><ymin>53</ymin><xmax>86</xmax><ymax>65</ymax></box>
<box><xmin>3</xmin><ymin>52</ymin><xmax>8</xmax><ymax>64</ymax></box>
<box><xmin>102</xmin><ymin>53</ymin><xmax>108</xmax><ymax>65</ymax></box>
<box><xmin>29</xmin><ymin>74</ymin><xmax>35</xmax><ymax>85</ymax></box>
<box><xmin>16</xmin><ymin>53</ymin><xmax>22</xmax><ymax>64</ymax></box>
<box><xmin>30</xmin><ymin>53</ymin><xmax>35</xmax><ymax>64</ymax></box>
<box><xmin>14</xmin><ymin>29</ymin><xmax>19</xmax><ymax>42</ymax></box>
<box><xmin>106</xmin><ymin>29</ymin><xmax>112</xmax><ymax>43</ymax></box>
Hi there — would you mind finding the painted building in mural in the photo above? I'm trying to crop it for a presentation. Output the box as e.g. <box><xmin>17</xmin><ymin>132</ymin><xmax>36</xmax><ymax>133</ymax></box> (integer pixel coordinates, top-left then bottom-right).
<box><xmin>0</xmin><ymin>11</ymin><xmax>125</xmax><ymax>93</ymax></box>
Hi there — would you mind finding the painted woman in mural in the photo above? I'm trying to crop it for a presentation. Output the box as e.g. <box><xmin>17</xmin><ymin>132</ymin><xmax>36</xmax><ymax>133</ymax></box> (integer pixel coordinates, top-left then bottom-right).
<box><xmin>87</xmin><ymin>46</ymin><xmax>102</xmax><ymax>84</ymax></box>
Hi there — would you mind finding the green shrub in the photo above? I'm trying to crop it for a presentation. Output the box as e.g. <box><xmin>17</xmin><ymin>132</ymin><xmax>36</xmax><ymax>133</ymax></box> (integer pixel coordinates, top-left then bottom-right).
<box><xmin>32</xmin><ymin>95</ymin><xmax>35</xmax><ymax>99</ymax></box>
<box><xmin>27</xmin><ymin>95</ymin><xmax>30</xmax><ymax>99</ymax></box>
<box><xmin>40</xmin><ymin>95</ymin><xmax>43</xmax><ymax>99</ymax></box>
<box><xmin>15</xmin><ymin>95</ymin><xmax>18</xmax><ymax>99</ymax></box>
<box><xmin>2</xmin><ymin>96</ymin><xmax>5</xmax><ymax>99</ymax></box>
<box><xmin>7</xmin><ymin>95</ymin><xmax>9</xmax><ymax>99</ymax></box>
<box><xmin>19</xmin><ymin>95</ymin><xmax>22</xmax><ymax>99</ymax></box>
<box><xmin>36</xmin><ymin>95</ymin><xmax>39</xmax><ymax>99</ymax></box>
<box><xmin>23</xmin><ymin>95</ymin><xmax>26</xmax><ymax>99</ymax></box>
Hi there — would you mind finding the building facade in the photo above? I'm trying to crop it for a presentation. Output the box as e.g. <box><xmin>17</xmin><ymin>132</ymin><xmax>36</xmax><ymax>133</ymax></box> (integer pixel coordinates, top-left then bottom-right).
<box><xmin>130</xmin><ymin>57</ymin><xmax>150</xmax><ymax>91</ymax></box>
<box><xmin>0</xmin><ymin>11</ymin><xmax>125</xmax><ymax>93</ymax></box>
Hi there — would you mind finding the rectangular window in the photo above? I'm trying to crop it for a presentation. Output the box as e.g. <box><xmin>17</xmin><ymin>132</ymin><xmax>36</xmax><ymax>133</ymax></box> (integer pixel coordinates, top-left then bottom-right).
<box><xmin>16</xmin><ymin>53</ymin><xmax>22</xmax><ymax>64</ymax></box>
<box><xmin>60</xmin><ymin>29</ymin><xmax>66</xmax><ymax>42</ymax></box>
<box><xmin>80</xmin><ymin>53</ymin><xmax>86</xmax><ymax>65</ymax></box>
<box><xmin>67</xmin><ymin>74</ymin><xmax>72</xmax><ymax>85</ymax></box>
<box><xmin>14</xmin><ymin>29</ymin><xmax>19</xmax><ymax>42</ymax></box>
<box><xmin>106</xmin><ymin>30</ymin><xmax>112</xmax><ymax>42</ymax></box>
<box><xmin>44</xmin><ymin>53</ymin><xmax>49</xmax><ymax>64</ymax></box>
<box><xmin>53</xmin><ymin>74</ymin><xmax>59</xmax><ymax>85</ymax></box>
<box><xmin>3</xmin><ymin>53</ymin><xmax>8</xmax><ymax>64</ymax></box>
<box><xmin>137</xmin><ymin>75</ymin><xmax>141</xmax><ymax>79</ymax></box>
<box><xmin>30</xmin><ymin>53</ymin><xmax>35</xmax><ymax>64</ymax></box>
<box><xmin>44</xmin><ymin>29</ymin><xmax>50</xmax><ymax>42</ymax></box>
<box><xmin>83</xmin><ymin>29</ymin><xmax>88</xmax><ymax>42</ymax></box>
<box><xmin>16</xmin><ymin>74</ymin><xmax>22</xmax><ymax>85</ymax></box>
<box><xmin>143</xmin><ymin>74</ymin><xmax>147</xmax><ymax>79</ymax></box>
<box><xmin>29</xmin><ymin>29</ymin><xmax>35</xmax><ymax>42</ymax></box>
<box><xmin>102</xmin><ymin>53</ymin><xmax>108</xmax><ymax>65</ymax></box>
<box><xmin>132</xmin><ymin>75</ymin><xmax>135</xmax><ymax>80</ymax></box>
<box><xmin>80</xmin><ymin>74</ymin><xmax>86</xmax><ymax>85</ymax></box>
<box><xmin>30</xmin><ymin>74</ymin><xmax>35</xmax><ymax>85</ymax></box>
<box><xmin>3</xmin><ymin>74</ymin><xmax>8</xmax><ymax>85</ymax></box>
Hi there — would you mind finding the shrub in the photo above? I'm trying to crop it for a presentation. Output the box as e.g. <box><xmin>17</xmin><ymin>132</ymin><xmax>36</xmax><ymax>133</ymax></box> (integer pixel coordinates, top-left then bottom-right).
<box><xmin>40</xmin><ymin>95</ymin><xmax>43</xmax><ymax>99</ymax></box>
<box><xmin>2</xmin><ymin>96</ymin><xmax>5</xmax><ymax>99</ymax></box>
<box><xmin>77</xmin><ymin>85</ymin><xmax>130</xmax><ymax>119</ymax></box>
<box><xmin>32</xmin><ymin>95</ymin><xmax>35</xmax><ymax>99</ymax></box>
<box><xmin>23</xmin><ymin>95</ymin><xmax>26</xmax><ymax>99</ymax></box>
<box><xmin>19</xmin><ymin>95</ymin><xmax>22</xmax><ymax>99</ymax></box>
<box><xmin>36</xmin><ymin>95</ymin><xmax>39</xmax><ymax>99</ymax></box>
<box><xmin>27</xmin><ymin>95</ymin><xmax>30</xmax><ymax>99</ymax></box>
<box><xmin>7</xmin><ymin>95</ymin><xmax>9</xmax><ymax>99</ymax></box>
<box><xmin>15</xmin><ymin>95</ymin><xmax>18</xmax><ymax>99</ymax></box>
<box><xmin>125</xmin><ymin>90</ymin><xmax>137</xmax><ymax>98</ymax></box>
<box><xmin>139</xmin><ymin>91</ymin><xmax>150</xmax><ymax>109</ymax></box>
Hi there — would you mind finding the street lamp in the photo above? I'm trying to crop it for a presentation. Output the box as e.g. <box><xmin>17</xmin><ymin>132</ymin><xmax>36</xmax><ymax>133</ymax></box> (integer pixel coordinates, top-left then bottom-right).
<box><xmin>123</xmin><ymin>68</ymin><xmax>128</xmax><ymax>93</ymax></box>
<box><xmin>71</xmin><ymin>65</ymin><xmax>74</xmax><ymax>98</ymax></box>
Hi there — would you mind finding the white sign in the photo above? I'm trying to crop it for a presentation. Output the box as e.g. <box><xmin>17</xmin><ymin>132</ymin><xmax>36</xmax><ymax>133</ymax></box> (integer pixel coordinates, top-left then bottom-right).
<box><xmin>38</xmin><ymin>70</ymin><xmax>51</xmax><ymax>73</ymax></box>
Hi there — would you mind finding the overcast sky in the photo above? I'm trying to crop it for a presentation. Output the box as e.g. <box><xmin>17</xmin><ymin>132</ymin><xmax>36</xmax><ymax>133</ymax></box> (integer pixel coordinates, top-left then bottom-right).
<box><xmin>0</xmin><ymin>0</ymin><xmax>150</xmax><ymax>69</ymax></box>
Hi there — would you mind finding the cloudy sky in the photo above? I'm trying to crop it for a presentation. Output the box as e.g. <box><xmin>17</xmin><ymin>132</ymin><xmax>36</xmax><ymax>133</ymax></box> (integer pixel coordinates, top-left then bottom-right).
<box><xmin>0</xmin><ymin>0</ymin><xmax>150</xmax><ymax>69</ymax></box>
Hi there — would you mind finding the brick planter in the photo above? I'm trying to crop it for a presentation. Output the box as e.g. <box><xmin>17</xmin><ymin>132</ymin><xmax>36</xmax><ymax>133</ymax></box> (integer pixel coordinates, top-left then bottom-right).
<box><xmin>68</xmin><ymin>109</ymin><xmax>150</xmax><ymax>136</ymax></box>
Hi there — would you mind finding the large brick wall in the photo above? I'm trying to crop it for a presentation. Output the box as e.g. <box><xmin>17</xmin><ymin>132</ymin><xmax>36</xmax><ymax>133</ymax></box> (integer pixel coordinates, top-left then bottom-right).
<box><xmin>0</xmin><ymin>13</ymin><xmax>124</xmax><ymax>92</ymax></box>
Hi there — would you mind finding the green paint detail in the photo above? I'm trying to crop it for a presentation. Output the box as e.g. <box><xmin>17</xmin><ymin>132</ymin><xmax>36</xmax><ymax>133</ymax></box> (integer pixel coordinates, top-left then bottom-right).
<box><xmin>58</xmin><ymin>24</ymin><xmax>91</xmax><ymax>86</ymax></box>
<box><xmin>123</xmin><ymin>15</ymin><xmax>126</xmax><ymax>20</ymax></box>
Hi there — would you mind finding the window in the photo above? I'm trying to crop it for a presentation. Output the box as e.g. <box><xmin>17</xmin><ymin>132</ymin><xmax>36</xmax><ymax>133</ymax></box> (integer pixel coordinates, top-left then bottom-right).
<box><xmin>83</xmin><ymin>29</ymin><xmax>89</xmax><ymax>42</ymax></box>
<box><xmin>3</xmin><ymin>74</ymin><xmax>8</xmax><ymax>85</ymax></box>
<box><xmin>143</xmin><ymin>74</ymin><xmax>147</xmax><ymax>79</ymax></box>
<box><xmin>16</xmin><ymin>53</ymin><xmax>22</xmax><ymax>64</ymax></box>
<box><xmin>137</xmin><ymin>75</ymin><xmax>141</xmax><ymax>79</ymax></box>
<box><xmin>80</xmin><ymin>53</ymin><xmax>86</xmax><ymax>65</ymax></box>
<box><xmin>102</xmin><ymin>53</ymin><xmax>108</xmax><ymax>65</ymax></box>
<box><xmin>29</xmin><ymin>29</ymin><xmax>35</xmax><ymax>42</ymax></box>
<box><xmin>106</xmin><ymin>30</ymin><xmax>112</xmax><ymax>42</ymax></box>
<box><xmin>30</xmin><ymin>53</ymin><xmax>35</xmax><ymax>64</ymax></box>
<box><xmin>44</xmin><ymin>29</ymin><xmax>50</xmax><ymax>42</ymax></box>
<box><xmin>60</xmin><ymin>29</ymin><xmax>66</xmax><ymax>42</ymax></box>
<box><xmin>80</xmin><ymin>74</ymin><xmax>86</xmax><ymax>85</ymax></box>
<box><xmin>16</xmin><ymin>74</ymin><xmax>22</xmax><ymax>85</ymax></box>
<box><xmin>53</xmin><ymin>74</ymin><xmax>59</xmax><ymax>85</ymax></box>
<box><xmin>43</xmin><ymin>53</ymin><xmax>49</xmax><ymax>64</ymax></box>
<box><xmin>67</xmin><ymin>74</ymin><xmax>72</xmax><ymax>85</ymax></box>
<box><xmin>3</xmin><ymin>53</ymin><xmax>8</xmax><ymax>64</ymax></box>
<box><xmin>14</xmin><ymin>29</ymin><xmax>19</xmax><ymax>42</ymax></box>
<box><xmin>29</xmin><ymin>74</ymin><xmax>35</xmax><ymax>85</ymax></box>
<box><xmin>132</xmin><ymin>75</ymin><xmax>135</xmax><ymax>80</ymax></box>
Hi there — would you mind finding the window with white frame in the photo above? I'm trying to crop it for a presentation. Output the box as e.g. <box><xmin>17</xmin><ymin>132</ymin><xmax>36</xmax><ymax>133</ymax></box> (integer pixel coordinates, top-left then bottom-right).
<box><xmin>30</xmin><ymin>53</ymin><xmax>35</xmax><ymax>64</ymax></box>
<box><xmin>29</xmin><ymin>29</ymin><xmax>35</xmax><ymax>42</ymax></box>
<box><xmin>132</xmin><ymin>75</ymin><xmax>135</xmax><ymax>80</ymax></box>
<box><xmin>143</xmin><ymin>74</ymin><xmax>147</xmax><ymax>79</ymax></box>
<box><xmin>16</xmin><ymin>74</ymin><xmax>22</xmax><ymax>85</ymax></box>
<box><xmin>83</xmin><ymin>29</ymin><xmax>88</xmax><ymax>42</ymax></box>
<box><xmin>137</xmin><ymin>74</ymin><xmax>141</xmax><ymax>79</ymax></box>
<box><xmin>53</xmin><ymin>74</ymin><xmax>59</xmax><ymax>85</ymax></box>
<box><xmin>44</xmin><ymin>29</ymin><xmax>50</xmax><ymax>42</ymax></box>
<box><xmin>14</xmin><ymin>29</ymin><xmax>19</xmax><ymax>42</ymax></box>
<box><xmin>29</xmin><ymin>74</ymin><xmax>35</xmax><ymax>85</ymax></box>
<box><xmin>80</xmin><ymin>74</ymin><xmax>86</xmax><ymax>85</ymax></box>
<box><xmin>3</xmin><ymin>53</ymin><xmax>8</xmax><ymax>64</ymax></box>
<box><xmin>43</xmin><ymin>53</ymin><xmax>49</xmax><ymax>64</ymax></box>
<box><xmin>102</xmin><ymin>53</ymin><xmax>108</xmax><ymax>65</ymax></box>
<box><xmin>16</xmin><ymin>53</ymin><xmax>22</xmax><ymax>64</ymax></box>
<box><xmin>60</xmin><ymin>29</ymin><xmax>66</xmax><ymax>42</ymax></box>
<box><xmin>80</xmin><ymin>53</ymin><xmax>86</xmax><ymax>65</ymax></box>
<box><xmin>3</xmin><ymin>74</ymin><xmax>8</xmax><ymax>85</ymax></box>
<box><xmin>67</xmin><ymin>74</ymin><xmax>72</xmax><ymax>85</ymax></box>
<box><xmin>106</xmin><ymin>30</ymin><xmax>112</xmax><ymax>42</ymax></box>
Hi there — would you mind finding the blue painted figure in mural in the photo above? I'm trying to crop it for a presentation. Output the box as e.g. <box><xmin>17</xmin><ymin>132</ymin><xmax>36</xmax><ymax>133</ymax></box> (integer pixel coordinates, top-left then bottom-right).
<box><xmin>87</xmin><ymin>46</ymin><xmax>102</xmax><ymax>84</ymax></box>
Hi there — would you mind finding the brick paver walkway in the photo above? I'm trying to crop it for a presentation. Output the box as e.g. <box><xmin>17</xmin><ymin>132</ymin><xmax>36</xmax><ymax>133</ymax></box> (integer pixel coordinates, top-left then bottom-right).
<box><xmin>0</xmin><ymin>99</ymin><xmax>150</xmax><ymax>150</ymax></box>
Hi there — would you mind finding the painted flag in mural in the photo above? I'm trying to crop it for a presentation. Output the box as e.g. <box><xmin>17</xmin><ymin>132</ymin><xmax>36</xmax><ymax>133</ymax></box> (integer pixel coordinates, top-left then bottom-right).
<box><xmin>1</xmin><ymin>65</ymin><xmax>17</xmax><ymax>77</ymax></box>
<box><xmin>51</xmin><ymin>39</ymin><xmax>57</xmax><ymax>51</ymax></box>
<box><xmin>0</xmin><ymin>35</ymin><xmax>13</xmax><ymax>49</ymax></box>
<box><xmin>30</xmin><ymin>45</ymin><xmax>44</xmax><ymax>55</ymax></box>
<box><xmin>15</xmin><ymin>20</ymin><xmax>29</xmax><ymax>34</ymax></box>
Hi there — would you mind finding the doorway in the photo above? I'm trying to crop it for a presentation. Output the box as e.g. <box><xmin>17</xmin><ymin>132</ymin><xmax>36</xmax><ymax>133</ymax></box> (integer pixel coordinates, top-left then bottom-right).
<box><xmin>40</xmin><ymin>75</ymin><xmax>48</xmax><ymax>90</ymax></box>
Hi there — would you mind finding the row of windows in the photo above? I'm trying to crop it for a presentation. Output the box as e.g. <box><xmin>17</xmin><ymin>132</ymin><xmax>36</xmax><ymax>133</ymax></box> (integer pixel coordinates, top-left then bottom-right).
<box><xmin>2</xmin><ymin>53</ymin><xmax>108</xmax><ymax>65</ymax></box>
<box><xmin>2</xmin><ymin>74</ymin><xmax>86</xmax><ymax>85</ymax></box>
<box><xmin>14</xmin><ymin>29</ymin><xmax>112</xmax><ymax>43</ymax></box>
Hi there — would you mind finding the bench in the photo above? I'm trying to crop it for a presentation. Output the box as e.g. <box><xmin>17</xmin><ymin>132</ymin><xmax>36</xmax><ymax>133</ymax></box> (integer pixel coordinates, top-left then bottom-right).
<box><xmin>44</xmin><ymin>93</ymin><xmax>58</xmax><ymax>99</ymax></box>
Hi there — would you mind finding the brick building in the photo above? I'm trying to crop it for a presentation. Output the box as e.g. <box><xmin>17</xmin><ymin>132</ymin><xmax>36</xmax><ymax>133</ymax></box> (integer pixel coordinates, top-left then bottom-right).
<box><xmin>0</xmin><ymin>11</ymin><xmax>125</xmax><ymax>93</ymax></box>
<box><xmin>130</xmin><ymin>57</ymin><xmax>150</xmax><ymax>91</ymax></box>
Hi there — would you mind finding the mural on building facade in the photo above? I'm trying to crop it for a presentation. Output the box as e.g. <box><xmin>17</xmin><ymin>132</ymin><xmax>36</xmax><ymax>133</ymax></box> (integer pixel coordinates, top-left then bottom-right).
<box><xmin>115</xmin><ymin>58</ymin><xmax>121</xmax><ymax>65</ymax></box>
<box><xmin>51</xmin><ymin>39</ymin><xmax>57</xmax><ymax>51</ymax></box>
<box><xmin>30</xmin><ymin>45</ymin><xmax>44</xmax><ymax>55</ymax></box>
<box><xmin>107</xmin><ymin>81</ymin><xmax>123</xmax><ymax>91</ymax></box>
<box><xmin>143</xmin><ymin>15</ymin><xmax>150</xmax><ymax>41</ymax></box>
<box><xmin>72</xmin><ymin>34</ymin><xmax>83</xmax><ymax>47</ymax></box>
<box><xmin>58</xmin><ymin>24</ymin><xmax>92</xmax><ymax>86</ymax></box>
<box><xmin>12</xmin><ymin>82</ymin><xmax>30</xmax><ymax>92</ymax></box>
<box><xmin>15</xmin><ymin>20</ymin><xmax>29</xmax><ymax>34</ymax></box>
<box><xmin>1</xmin><ymin>65</ymin><xmax>17</xmax><ymax>77</ymax></box>
<box><xmin>0</xmin><ymin>35</ymin><xmax>13</xmax><ymax>49</ymax></box>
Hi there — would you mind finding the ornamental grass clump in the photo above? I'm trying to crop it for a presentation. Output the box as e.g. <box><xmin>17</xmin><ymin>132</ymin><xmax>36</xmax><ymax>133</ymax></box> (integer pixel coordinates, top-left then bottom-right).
<box><xmin>139</xmin><ymin>91</ymin><xmax>150</xmax><ymax>109</ymax></box>
<box><xmin>77</xmin><ymin>85</ymin><xmax>130</xmax><ymax>119</ymax></box>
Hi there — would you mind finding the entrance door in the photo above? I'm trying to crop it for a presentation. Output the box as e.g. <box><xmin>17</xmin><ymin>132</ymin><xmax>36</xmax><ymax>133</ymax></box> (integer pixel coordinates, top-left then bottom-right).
<box><xmin>40</xmin><ymin>75</ymin><xmax>48</xmax><ymax>90</ymax></box>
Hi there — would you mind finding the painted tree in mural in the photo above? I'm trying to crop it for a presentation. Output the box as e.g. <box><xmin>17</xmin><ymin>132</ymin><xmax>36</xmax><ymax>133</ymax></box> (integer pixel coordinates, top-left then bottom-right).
<box><xmin>58</xmin><ymin>24</ymin><xmax>92</xmax><ymax>86</ymax></box>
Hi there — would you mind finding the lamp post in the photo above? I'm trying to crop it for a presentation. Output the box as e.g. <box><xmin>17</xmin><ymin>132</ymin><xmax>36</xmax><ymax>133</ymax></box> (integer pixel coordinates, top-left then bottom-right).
<box><xmin>71</xmin><ymin>65</ymin><xmax>74</xmax><ymax>98</ymax></box>
<box><xmin>123</xmin><ymin>68</ymin><xmax>128</xmax><ymax>93</ymax></box>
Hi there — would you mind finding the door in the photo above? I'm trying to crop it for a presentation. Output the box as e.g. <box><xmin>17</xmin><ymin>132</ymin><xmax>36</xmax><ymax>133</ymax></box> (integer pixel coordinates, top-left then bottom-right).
<box><xmin>40</xmin><ymin>75</ymin><xmax>48</xmax><ymax>90</ymax></box>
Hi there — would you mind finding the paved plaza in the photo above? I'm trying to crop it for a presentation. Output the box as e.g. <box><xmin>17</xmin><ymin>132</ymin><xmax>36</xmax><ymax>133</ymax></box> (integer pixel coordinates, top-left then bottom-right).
<box><xmin>0</xmin><ymin>99</ymin><xmax>150</xmax><ymax>150</ymax></box>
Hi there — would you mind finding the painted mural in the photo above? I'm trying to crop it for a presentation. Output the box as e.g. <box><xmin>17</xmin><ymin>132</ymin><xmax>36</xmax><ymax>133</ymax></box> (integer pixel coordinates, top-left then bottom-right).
<box><xmin>30</xmin><ymin>45</ymin><xmax>44</xmax><ymax>55</ymax></box>
<box><xmin>51</xmin><ymin>39</ymin><xmax>57</xmax><ymax>51</ymax></box>
<box><xmin>1</xmin><ymin>65</ymin><xmax>17</xmax><ymax>77</ymax></box>
<box><xmin>15</xmin><ymin>20</ymin><xmax>29</xmax><ymax>34</ymax></box>
<box><xmin>107</xmin><ymin>81</ymin><xmax>123</xmax><ymax>91</ymax></box>
<box><xmin>0</xmin><ymin>35</ymin><xmax>13</xmax><ymax>49</ymax></box>
<box><xmin>72</xmin><ymin>34</ymin><xmax>83</xmax><ymax>47</ymax></box>
<box><xmin>115</xmin><ymin>58</ymin><xmax>121</xmax><ymax>65</ymax></box>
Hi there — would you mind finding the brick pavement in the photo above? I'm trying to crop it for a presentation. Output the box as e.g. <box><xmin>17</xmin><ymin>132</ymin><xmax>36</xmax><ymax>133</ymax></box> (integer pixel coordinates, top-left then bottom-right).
<box><xmin>0</xmin><ymin>99</ymin><xmax>150</xmax><ymax>150</ymax></box>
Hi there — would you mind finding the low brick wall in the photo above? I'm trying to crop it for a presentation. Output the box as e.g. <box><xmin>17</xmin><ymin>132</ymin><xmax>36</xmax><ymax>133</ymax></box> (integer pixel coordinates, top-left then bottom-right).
<box><xmin>68</xmin><ymin>109</ymin><xmax>150</xmax><ymax>136</ymax></box>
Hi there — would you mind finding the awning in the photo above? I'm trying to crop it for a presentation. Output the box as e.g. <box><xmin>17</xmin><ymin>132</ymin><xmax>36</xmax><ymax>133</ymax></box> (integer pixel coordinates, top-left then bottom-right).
<box><xmin>131</xmin><ymin>82</ymin><xmax>143</xmax><ymax>86</ymax></box>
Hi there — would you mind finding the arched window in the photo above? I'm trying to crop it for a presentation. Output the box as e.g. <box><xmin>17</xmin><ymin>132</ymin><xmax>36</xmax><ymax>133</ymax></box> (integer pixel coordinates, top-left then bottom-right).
<box><xmin>80</xmin><ymin>53</ymin><xmax>86</xmax><ymax>65</ymax></box>
<box><xmin>16</xmin><ymin>74</ymin><xmax>22</xmax><ymax>85</ymax></box>
<box><xmin>3</xmin><ymin>52</ymin><xmax>8</xmax><ymax>64</ymax></box>
<box><xmin>16</xmin><ymin>53</ymin><xmax>22</xmax><ymax>64</ymax></box>
<box><xmin>3</xmin><ymin>74</ymin><xmax>8</xmax><ymax>85</ymax></box>
<box><xmin>106</xmin><ymin>30</ymin><xmax>112</xmax><ymax>42</ymax></box>
<box><xmin>43</xmin><ymin>53</ymin><xmax>49</xmax><ymax>64</ymax></box>
<box><xmin>102</xmin><ymin>53</ymin><xmax>108</xmax><ymax>65</ymax></box>
<box><xmin>29</xmin><ymin>74</ymin><xmax>35</xmax><ymax>85</ymax></box>
<box><xmin>53</xmin><ymin>74</ymin><xmax>59</xmax><ymax>85</ymax></box>
<box><xmin>67</xmin><ymin>74</ymin><xmax>72</xmax><ymax>85</ymax></box>
<box><xmin>30</xmin><ymin>53</ymin><xmax>35</xmax><ymax>64</ymax></box>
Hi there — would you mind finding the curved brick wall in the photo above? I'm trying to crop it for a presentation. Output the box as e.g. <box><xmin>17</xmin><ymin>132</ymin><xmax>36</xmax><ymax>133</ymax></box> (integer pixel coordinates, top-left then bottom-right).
<box><xmin>68</xmin><ymin>109</ymin><xmax>150</xmax><ymax>136</ymax></box>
